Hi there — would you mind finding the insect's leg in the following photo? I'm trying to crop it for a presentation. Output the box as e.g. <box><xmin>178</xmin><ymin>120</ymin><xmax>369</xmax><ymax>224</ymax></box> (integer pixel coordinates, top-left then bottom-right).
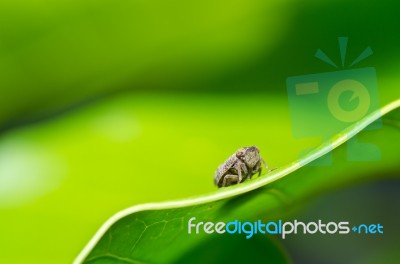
<box><xmin>261</xmin><ymin>158</ymin><xmax>270</xmax><ymax>172</ymax></box>
<box><xmin>241</xmin><ymin>161</ymin><xmax>249</xmax><ymax>179</ymax></box>
<box><xmin>221</xmin><ymin>174</ymin><xmax>239</xmax><ymax>187</ymax></box>
<box><xmin>237</xmin><ymin>167</ymin><xmax>243</xmax><ymax>183</ymax></box>
<box><xmin>235</xmin><ymin>161</ymin><xmax>246</xmax><ymax>183</ymax></box>
<box><xmin>252</xmin><ymin>162</ymin><xmax>262</xmax><ymax>177</ymax></box>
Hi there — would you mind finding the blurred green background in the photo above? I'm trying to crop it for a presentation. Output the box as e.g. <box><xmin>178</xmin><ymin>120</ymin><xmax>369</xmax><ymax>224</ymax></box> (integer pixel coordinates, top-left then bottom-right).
<box><xmin>0</xmin><ymin>0</ymin><xmax>399</xmax><ymax>263</ymax></box>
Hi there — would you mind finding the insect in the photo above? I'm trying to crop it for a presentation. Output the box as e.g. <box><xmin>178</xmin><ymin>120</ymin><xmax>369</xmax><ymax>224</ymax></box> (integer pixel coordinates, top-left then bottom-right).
<box><xmin>214</xmin><ymin>146</ymin><xmax>269</xmax><ymax>188</ymax></box>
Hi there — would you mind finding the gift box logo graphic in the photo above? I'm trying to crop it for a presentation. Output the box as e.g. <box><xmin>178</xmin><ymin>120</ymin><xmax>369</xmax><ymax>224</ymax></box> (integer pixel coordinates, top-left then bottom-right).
<box><xmin>287</xmin><ymin>37</ymin><xmax>381</xmax><ymax>165</ymax></box>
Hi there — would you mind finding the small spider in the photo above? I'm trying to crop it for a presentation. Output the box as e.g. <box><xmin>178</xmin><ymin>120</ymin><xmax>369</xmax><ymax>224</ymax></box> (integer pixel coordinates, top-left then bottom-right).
<box><xmin>214</xmin><ymin>146</ymin><xmax>269</xmax><ymax>188</ymax></box>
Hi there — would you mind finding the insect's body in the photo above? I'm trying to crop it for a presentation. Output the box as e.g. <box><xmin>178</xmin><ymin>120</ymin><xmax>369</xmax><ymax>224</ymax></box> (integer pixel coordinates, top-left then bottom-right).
<box><xmin>214</xmin><ymin>146</ymin><xmax>269</xmax><ymax>188</ymax></box>
<box><xmin>214</xmin><ymin>152</ymin><xmax>243</xmax><ymax>186</ymax></box>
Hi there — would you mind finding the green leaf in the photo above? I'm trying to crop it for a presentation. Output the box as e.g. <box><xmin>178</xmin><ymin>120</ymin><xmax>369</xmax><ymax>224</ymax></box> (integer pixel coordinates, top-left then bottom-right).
<box><xmin>172</xmin><ymin>235</ymin><xmax>288</xmax><ymax>264</ymax></box>
<box><xmin>75</xmin><ymin>100</ymin><xmax>400</xmax><ymax>264</ymax></box>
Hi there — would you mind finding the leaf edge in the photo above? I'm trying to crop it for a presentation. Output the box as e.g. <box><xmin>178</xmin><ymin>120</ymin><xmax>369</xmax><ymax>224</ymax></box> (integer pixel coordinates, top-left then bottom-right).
<box><xmin>74</xmin><ymin>99</ymin><xmax>400</xmax><ymax>264</ymax></box>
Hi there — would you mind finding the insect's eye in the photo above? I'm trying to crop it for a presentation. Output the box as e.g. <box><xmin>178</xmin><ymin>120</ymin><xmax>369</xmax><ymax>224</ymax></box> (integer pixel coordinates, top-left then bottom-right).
<box><xmin>236</xmin><ymin>149</ymin><xmax>246</xmax><ymax>158</ymax></box>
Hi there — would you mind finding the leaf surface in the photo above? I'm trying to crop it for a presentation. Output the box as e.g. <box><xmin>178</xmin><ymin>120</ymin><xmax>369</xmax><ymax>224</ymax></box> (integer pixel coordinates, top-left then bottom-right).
<box><xmin>76</xmin><ymin>100</ymin><xmax>400</xmax><ymax>264</ymax></box>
